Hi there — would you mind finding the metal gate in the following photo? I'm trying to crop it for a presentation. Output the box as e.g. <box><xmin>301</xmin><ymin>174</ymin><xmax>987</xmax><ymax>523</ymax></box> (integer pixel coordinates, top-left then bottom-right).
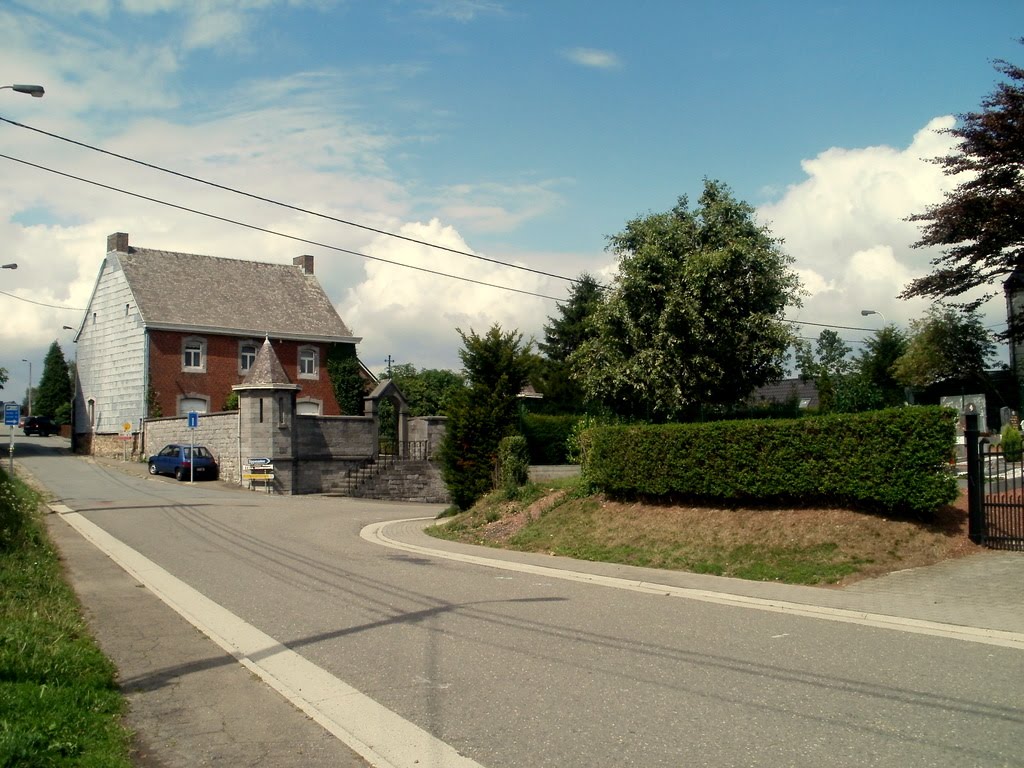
<box><xmin>966</xmin><ymin>411</ymin><xmax>1024</xmax><ymax>551</ymax></box>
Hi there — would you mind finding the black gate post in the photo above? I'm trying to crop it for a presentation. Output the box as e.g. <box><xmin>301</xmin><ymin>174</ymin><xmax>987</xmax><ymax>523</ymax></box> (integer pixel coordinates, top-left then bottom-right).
<box><xmin>965</xmin><ymin>408</ymin><xmax>984</xmax><ymax>545</ymax></box>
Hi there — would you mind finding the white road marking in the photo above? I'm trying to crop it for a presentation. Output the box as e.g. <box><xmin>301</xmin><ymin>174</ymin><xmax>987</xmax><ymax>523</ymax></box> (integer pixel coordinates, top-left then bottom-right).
<box><xmin>57</xmin><ymin>510</ymin><xmax>486</xmax><ymax>768</ymax></box>
<box><xmin>362</xmin><ymin>518</ymin><xmax>1024</xmax><ymax>651</ymax></box>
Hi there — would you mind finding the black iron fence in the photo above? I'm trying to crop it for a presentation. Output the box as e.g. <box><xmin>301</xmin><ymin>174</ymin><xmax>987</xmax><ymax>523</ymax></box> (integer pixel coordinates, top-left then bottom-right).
<box><xmin>965</xmin><ymin>411</ymin><xmax>1024</xmax><ymax>551</ymax></box>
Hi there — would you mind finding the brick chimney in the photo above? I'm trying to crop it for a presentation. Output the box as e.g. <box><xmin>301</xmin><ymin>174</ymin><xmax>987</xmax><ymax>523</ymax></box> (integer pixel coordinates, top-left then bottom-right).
<box><xmin>293</xmin><ymin>254</ymin><xmax>314</xmax><ymax>275</ymax></box>
<box><xmin>107</xmin><ymin>232</ymin><xmax>129</xmax><ymax>253</ymax></box>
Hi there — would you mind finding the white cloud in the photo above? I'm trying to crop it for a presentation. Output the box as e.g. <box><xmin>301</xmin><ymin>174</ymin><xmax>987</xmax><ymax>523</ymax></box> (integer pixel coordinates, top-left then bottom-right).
<box><xmin>338</xmin><ymin>219</ymin><xmax>570</xmax><ymax>373</ymax></box>
<box><xmin>433</xmin><ymin>179</ymin><xmax>568</xmax><ymax>233</ymax></box>
<box><xmin>563</xmin><ymin>47</ymin><xmax>622</xmax><ymax>70</ymax></box>
<box><xmin>754</xmin><ymin>116</ymin><xmax>1006</xmax><ymax>350</ymax></box>
<box><xmin>420</xmin><ymin>0</ymin><xmax>506</xmax><ymax>22</ymax></box>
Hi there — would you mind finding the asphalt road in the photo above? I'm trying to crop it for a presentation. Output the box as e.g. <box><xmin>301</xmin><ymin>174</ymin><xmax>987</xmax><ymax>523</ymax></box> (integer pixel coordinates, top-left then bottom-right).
<box><xmin>14</xmin><ymin>437</ymin><xmax>1024</xmax><ymax>768</ymax></box>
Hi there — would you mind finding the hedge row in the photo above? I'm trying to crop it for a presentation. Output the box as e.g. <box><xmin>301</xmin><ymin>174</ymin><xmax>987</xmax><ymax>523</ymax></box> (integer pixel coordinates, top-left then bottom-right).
<box><xmin>581</xmin><ymin>406</ymin><xmax>958</xmax><ymax>515</ymax></box>
<box><xmin>519</xmin><ymin>413</ymin><xmax>580</xmax><ymax>465</ymax></box>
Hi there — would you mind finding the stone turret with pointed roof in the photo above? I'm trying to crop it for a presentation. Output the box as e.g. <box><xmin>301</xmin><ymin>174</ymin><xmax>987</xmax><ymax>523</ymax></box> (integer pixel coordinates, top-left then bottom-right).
<box><xmin>233</xmin><ymin>338</ymin><xmax>300</xmax><ymax>493</ymax></box>
<box><xmin>241</xmin><ymin>338</ymin><xmax>300</xmax><ymax>390</ymax></box>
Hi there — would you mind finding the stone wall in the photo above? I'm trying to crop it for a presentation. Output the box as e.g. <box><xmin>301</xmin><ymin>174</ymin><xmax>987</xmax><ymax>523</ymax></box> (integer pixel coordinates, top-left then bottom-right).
<box><xmin>85</xmin><ymin>432</ymin><xmax>141</xmax><ymax>461</ymax></box>
<box><xmin>295</xmin><ymin>415</ymin><xmax>376</xmax><ymax>459</ymax></box>
<box><xmin>407</xmin><ymin>416</ymin><xmax>447</xmax><ymax>458</ymax></box>
<box><xmin>144</xmin><ymin>411</ymin><xmax>242</xmax><ymax>483</ymax></box>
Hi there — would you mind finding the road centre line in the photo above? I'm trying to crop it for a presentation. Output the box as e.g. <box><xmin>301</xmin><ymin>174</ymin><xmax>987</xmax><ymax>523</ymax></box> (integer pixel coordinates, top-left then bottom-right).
<box><xmin>362</xmin><ymin>518</ymin><xmax>1024</xmax><ymax>652</ymax></box>
<box><xmin>55</xmin><ymin>508</ymin><xmax>486</xmax><ymax>768</ymax></box>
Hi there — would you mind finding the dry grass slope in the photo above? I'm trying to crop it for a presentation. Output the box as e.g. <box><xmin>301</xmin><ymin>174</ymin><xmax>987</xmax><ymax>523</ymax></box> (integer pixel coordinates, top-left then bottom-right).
<box><xmin>430</xmin><ymin>482</ymin><xmax>978</xmax><ymax>586</ymax></box>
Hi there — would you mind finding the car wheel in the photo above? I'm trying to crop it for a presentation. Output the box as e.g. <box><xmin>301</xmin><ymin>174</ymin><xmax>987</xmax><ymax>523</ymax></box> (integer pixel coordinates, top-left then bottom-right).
<box><xmin>174</xmin><ymin>467</ymin><xmax>186</xmax><ymax>481</ymax></box>
<box><xmin>148</xmin><ymin>463</ymin><xmax>158</xmax><ymax>475</ymax></box>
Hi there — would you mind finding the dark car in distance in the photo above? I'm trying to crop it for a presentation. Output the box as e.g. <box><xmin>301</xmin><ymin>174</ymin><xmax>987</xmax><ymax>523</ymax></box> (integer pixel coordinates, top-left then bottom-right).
<box><xmin>147</xmin><ymin>443</ymin><xmax>220</xmax><ymax>481</ymax></box>
<box><xmin>23</xmin><ymin>416</ymin><xmax>58</xmax><ymax>437</ymax></box>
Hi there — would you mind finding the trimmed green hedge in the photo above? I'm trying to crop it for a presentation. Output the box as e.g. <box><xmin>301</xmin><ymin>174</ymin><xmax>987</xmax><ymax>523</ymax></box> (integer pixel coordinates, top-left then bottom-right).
<box><xmin>520</xmin><ymin>414</ymin><xmax>580</xmax><ymax>465</ymax></box>
<box><xmin>582</xmin><ymin>407</ymin><xmax>957</xmax><ymax>515</ymax></box>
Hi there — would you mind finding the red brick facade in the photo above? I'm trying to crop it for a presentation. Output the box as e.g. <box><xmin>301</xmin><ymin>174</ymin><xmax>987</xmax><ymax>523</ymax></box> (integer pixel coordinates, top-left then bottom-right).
<box><xmin>147</xmin><ymin>330</ymin><xmax>346</xmax><ymax>417</ymax></box>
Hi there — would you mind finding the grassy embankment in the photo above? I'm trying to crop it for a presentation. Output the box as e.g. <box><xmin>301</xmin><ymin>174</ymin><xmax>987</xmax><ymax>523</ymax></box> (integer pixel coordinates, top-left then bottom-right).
<box><xmin>0</xmin><ymin>468</ymin><xmax>131</xmax><ymax>767</ymax></box>
<box><xmin>427</xmin><ymin>476</ymin><xmax>975</xmax><ymax>586</ymax></box>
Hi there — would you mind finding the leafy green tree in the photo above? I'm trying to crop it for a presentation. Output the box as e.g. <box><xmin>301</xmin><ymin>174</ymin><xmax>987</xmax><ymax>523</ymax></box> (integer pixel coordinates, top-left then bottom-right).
<box><xmin>571</xmin><ymin>179</ymin><xmax>801</xmax><ymax>421</ymax></box>
<box><xmin>900</xmin><ymin>45</ymin><xmax>1024</xmax><ymax>330</ymax></box>
<box><xmin>853</xmin><ymin>326</ymin><xmax>909</xmax><ymax>408</ymax></box>
<box><xmin>0</xmin><ymin>367</ymin><xmax>7</xmax><ymax>390</ymax></box>
<box><xmin>326</xmin><ymin>344</ymin><xmax>366</xmax><ymax>415</ymax></box>
<box><xmin>33</xmin><ymin>341</ymin><xmax>72</xmax><ymax>422</ymax></box>
<box><xmin>536</xmin><ymin>273</ymin><xmax>603</xmax><ymax>413</ymax></box>
<box><xmin>796</xmin><ymin>329</ymin><xmax>851</xmax><ymax>413</ymax></box>
<box><xmin>440</xmin><ymin>325</ymin><xmax>534</xmax><ymax>509</ymax></box>
<box><xmin>892</xmin><ymin>305</ymin><xmax>996</xmax><ymax>388</ymax></box>
<box><xmin>381</xmin><ymin>363</ymin><xmax>466</xmax><ymax>416</ymax></box>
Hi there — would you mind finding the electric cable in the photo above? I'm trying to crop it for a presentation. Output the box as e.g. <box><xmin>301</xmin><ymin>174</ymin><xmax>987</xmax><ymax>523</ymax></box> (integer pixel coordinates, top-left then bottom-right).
<box><xmin>0</xmin><ymin>153</ymin><xmax>565</xmax><ymax>302</ymax></box>
<box><xmin>0</xmin><ymin>115</ymin><xmax>587</xmax><ymax>287</ymax></box>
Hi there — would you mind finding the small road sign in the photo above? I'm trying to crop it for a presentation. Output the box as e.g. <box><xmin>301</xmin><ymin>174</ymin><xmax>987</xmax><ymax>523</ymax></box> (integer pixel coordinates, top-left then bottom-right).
<box><xmin>188</xmin><ymin>411</ymin><xmax>199</xmax><ymax>429</ymax></box>
<box><xmin>4</xmin><ymin>403</ymin><xmax>19</xmax><ymax>427</ymax></box>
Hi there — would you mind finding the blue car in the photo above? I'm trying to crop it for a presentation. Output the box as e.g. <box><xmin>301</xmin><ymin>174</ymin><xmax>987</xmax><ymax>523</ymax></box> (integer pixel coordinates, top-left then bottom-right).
<box><xmin>148</xmin><ymin>443</ymin><xmax>220</xmax><ymax>481</ymax></box>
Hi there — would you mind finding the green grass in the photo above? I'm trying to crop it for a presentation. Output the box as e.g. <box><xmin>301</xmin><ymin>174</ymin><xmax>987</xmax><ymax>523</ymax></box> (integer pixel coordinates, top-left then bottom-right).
<box><xmin>0</xmin><ymin>469</ymin><xmax>132</xmax><ymax>767</ymax></box>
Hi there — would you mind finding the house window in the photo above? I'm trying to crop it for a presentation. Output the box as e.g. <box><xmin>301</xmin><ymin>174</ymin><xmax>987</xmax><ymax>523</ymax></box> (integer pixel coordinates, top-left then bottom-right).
<box><xmin>87</xmin><ymin>399</ymin><xmax>95</xmax><ymax>428</ymax></box>
<box><xmin>179</xmin><ymin>396</ymin><xmax>209</xmax><ymax>416</ymax></box>
<box><xmin>298</xmin><ymin>346</ymin><xmax>319</xmax><ymax>379</ymax></box>
<box><xmin>183</xmin><ymin>337</ymin><xmax>206</xmax><ymax>372</ymax></box>
<box><xmin>239</xmin><ymin>342</ymin><xmax>257</xmax><ymax>373</ymax></box>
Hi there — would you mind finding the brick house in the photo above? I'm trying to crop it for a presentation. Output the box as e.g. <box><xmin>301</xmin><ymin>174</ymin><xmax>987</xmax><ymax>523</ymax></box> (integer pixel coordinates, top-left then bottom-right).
<box><xmin>72</xmin><ymin>232</ymin><xmax>365</xmax><ymax>454</ymax></box>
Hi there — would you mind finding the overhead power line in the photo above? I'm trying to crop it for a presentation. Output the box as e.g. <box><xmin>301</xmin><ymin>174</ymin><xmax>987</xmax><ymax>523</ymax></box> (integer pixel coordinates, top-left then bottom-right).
<box><xmin>0</xmin><ymin>118</ymin><xmax>922</xmax><ymax>337</ymax></box>
<box><xmin>0</xmin><ymin>115</ymin><xmax>586</xmax><ymax>287</ymax></box>
<box><xmin>0</xmin><ymin>289</ymin><xmax>84</xmax><ymax>311</ymax></box>
<box><xmin>0</xmin><ymin>153</ymin><xmax>565</xmax><ymax>302</ymax></box>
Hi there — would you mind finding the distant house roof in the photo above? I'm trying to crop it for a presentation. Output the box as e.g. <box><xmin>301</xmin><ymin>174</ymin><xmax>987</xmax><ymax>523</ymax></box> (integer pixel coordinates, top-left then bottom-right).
<box><xmin>106</xmin><ymin>233</ymin><xmax>359</xmax><ymax>344</ymax></box>
<box><xmin>747</xmin><ymin>378</ymin><xmax>819</xmax><ymax>409</ymax></box>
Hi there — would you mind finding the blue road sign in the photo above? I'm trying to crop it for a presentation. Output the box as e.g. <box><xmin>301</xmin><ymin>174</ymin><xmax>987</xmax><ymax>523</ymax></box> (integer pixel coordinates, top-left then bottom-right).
<box><xmin>188</xmin><ymin>411</ymin><xmax>199</xmax><ymax>429</ymax></box>
<box><xmin>4</xmin><ymin>403</ymin><xmax>19</xmax><ymax>427</ymax></box>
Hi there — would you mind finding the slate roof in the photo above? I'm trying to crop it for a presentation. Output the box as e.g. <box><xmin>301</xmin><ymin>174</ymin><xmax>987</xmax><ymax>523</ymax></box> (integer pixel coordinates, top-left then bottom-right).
<box><xmin>113</xmin><ymin>246</ymin><xmax>358</xmax><ymax>342</ymax></box>
<box><xmin>747</xmin><ymin>378</ymin><xmax>819</xmax><ymax>409</ymax></box>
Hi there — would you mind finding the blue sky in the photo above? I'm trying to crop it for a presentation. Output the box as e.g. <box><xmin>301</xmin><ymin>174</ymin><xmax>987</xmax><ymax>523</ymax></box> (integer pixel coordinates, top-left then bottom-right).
<box><xmin>2</xmin><ymin>1</ymin><xmax>1024</xmax><ymax>409</ymax></box>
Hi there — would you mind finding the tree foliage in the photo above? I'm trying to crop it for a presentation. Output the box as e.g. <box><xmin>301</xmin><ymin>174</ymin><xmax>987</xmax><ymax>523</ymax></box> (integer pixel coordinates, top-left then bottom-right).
<box><xmin>33</xmin><ymin>341</ymin><xmax>71</xmax><ymax>421</ymax></box>
<box><xmin>797</xmin><ymin>326</ymin><xmax>911</xmax><ymax>414</ymax></box>
<box><xmin>854</xmin><ymin>325</ymin><xmax>909</xmax><ymax>408</ymax></box>
<box><xmin>571</xmin><ymin>179</ymin><xmax>801</xmax><ymax>421</ymax></box>
<box><xmin>892</xmin><ymin>305</ymin><xmax>996</xmax><ymax>388</ymax></box>
<box><xmin>440</xmin><ymin>325</ymin><xmax>534</xmax><ymax>509</ymax></box>
<box><xmin>796</xmin><ymin>329</ymin><xmax>851</xmax><ymax>413</ymax></box>
<box><xmin>0</xmin><ymin>367</ymin><xmax>7</xmax><ymax>391</ymax></box>
<box><xmin>326</xmin><ymin>343</ymin><xmax>366</xmax><ymax>415</ymax></box>
<box><xmin>535</xmin><ymin>273</ymin><xmax>603</xmax><ymax>413</ymax></box>
<box><xmin>900</xmin><ymin>44</ymin><xmax>1024</xmax><ymax>330</ymax></box>
<box><xmin>381</xmin><ymin>363</ymin><xmax>466</xmax><ymax>417</ymax></box>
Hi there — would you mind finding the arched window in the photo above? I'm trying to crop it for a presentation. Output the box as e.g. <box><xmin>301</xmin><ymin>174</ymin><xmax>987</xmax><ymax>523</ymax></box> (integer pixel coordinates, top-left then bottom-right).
<box><xmin>298</xmin><ymin>345</ymin><xmax>319</xmax><ymax>380</ymax></box>
<box><xmin>182</xmin><ymin>337</ymin><xmax>207</xmax><ymax>372</ymax></box>
<box><xmin>239</xmin><ymin>341</ymin><xmax>258</xmax><ymax>374</ymax></box>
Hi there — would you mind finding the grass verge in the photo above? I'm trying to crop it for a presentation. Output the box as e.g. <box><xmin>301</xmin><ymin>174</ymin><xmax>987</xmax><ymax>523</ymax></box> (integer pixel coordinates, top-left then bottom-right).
<box><xmin>427</xmin><ymin>477</ymin><xmax>977</xmax><ymax>586</ymax></box>
<box><xmin>0</xmin><ymin>468</ymin><xmax>132</xmax><ymax>767</ymax></box>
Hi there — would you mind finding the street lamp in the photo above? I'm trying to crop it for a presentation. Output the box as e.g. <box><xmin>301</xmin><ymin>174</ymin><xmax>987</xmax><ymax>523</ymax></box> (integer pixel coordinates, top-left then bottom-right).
<box><xmin>1</xmin><ymin>263</ymin><xmax>16</xmax><ymax>270</ymax></box>
<box><xmin>860</xmin><ymin>309</ymin><xmax>887</xmax><ymax>325</ymax></box>
<box><xmin>21</xmin><ymin>359</ymin><xmax>31</xmax><ymax>417</ymax></box>
<box><xmin>1</xmin><ymin>84</ymin><xmax>45</xmax><ymax>98</ymax></box>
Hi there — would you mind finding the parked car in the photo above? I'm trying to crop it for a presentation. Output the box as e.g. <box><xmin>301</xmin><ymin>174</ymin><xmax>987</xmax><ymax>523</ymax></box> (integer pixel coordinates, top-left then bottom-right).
<box><xmin>147</xmin><ymin>443</ymin><xmax>220</xmax><ymax>481</ymax></box>
<box><xmin>22</xmin><ymin>416</ymin><xmax>58</xmax><ymax>437</ymax></box>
